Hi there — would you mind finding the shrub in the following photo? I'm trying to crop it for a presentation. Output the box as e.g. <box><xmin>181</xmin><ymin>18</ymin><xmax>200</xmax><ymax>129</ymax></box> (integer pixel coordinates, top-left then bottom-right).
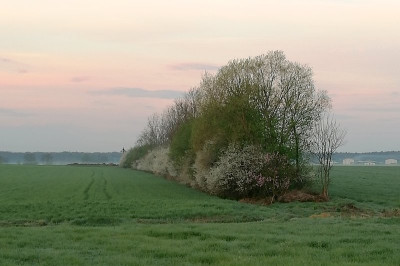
<box><xmin>204</xmin><ymin>144</ymin><xmax>296</xmax><ymax>200</ymax></box>
<box><xmin>136</xmin><ymin>147</ymin><xmax>177</xmax><ymax>177</ymax></box>
<box><xmin>176</xmin><ymin>155</ymin><xmax>195</xmax><ymax>186</ymax></box>
<box><xmin>257</xmin><ymin>153</ymin><xmax>295</xmax><ymax>202</ymax></box>
<box><xmin>206</xmin><ymin>144</ymin><xmax>265</xmax><ymax>199</ymax></box>
<box><xmin>119</xmin><ymin>144</ymin><xmax>153</xmax><ymax>168</ymax></box>
<box><xmin>193</xmin><ymin>141</ymin><xmax>218</xmax><ymax>190</ymax></box>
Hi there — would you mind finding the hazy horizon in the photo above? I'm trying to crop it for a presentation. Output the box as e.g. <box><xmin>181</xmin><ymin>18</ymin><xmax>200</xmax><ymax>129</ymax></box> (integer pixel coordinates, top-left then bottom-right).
<box><xmin>1</xmin><ymin>0</ymin><xmax>399</xmax><ymax>153</ymax></box>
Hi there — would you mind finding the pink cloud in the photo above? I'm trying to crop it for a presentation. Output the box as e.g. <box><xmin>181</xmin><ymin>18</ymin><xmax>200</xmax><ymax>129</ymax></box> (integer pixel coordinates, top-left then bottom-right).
<box><xmin>0</xmin><ymin>56</ymin><xmax>30</xmax><ymax>74</ymax></box>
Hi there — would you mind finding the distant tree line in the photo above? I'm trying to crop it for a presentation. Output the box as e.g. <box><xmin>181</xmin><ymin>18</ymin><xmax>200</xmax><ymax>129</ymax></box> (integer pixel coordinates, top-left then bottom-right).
<box><xmin>121</xmin><ymin>51</ymin><xmax>345</xmax><ymax>200</ymax></box>
<box><xmin>332</xmin><ymin>151</ymin><xmax>400</xmax><ymax>164</ymax></box>
<box><xmin>0</xmin><ymin>152</ymin><xmax>122</xmax><ymax>165</ymax></box>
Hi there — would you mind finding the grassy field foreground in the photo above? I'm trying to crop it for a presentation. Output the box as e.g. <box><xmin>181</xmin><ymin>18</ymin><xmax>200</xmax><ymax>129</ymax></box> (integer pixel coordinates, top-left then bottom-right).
<box><xmin>0</xmin><ymin>165</ymin><xmax>399</xmax><ymax>265</ymax></box>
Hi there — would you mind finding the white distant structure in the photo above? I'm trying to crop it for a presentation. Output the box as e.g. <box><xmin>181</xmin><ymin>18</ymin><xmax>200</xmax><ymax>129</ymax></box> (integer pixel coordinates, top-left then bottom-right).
<box><xmin>385</xmin><ymin>159</ymin><xmax>398</xmax><ymax>165</ymax></box>
<box><xmin>364</xmin><ymin>161</ymin><xmax>376</xmax><ymax>166</ymax></box>
<box><xmin>343</xmin><ymin>158</ymin><xmax>355</xmax><ymax>165</ymax></box>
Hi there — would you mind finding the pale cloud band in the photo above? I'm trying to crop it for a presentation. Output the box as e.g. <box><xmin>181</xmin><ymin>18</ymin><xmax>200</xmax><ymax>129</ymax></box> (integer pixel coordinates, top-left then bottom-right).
<box><xmin>91</xmin><ymin>88</ymin><xmax>184</xmax><ymax>99</ymax></box>
<box><xmin>0</xmin><ymin>108</ymin><xmax>31</xmax><ymax>117</ymax></box>
<box><xmin>0</xmin><ymin>57</ymin><xmax>29</xmax><ymax>74</ymax></box>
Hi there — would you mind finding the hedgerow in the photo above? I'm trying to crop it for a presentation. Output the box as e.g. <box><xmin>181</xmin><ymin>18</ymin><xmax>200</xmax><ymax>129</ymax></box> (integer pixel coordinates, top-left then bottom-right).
<box><xmin>124</xmin><ymin>51</ymin><xmax>332</xmax><ymax>200</ymax></box>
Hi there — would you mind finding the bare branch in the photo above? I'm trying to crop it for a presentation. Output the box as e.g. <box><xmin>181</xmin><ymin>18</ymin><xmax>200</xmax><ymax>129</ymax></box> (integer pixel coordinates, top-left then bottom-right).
<box><xmin>311</xmin><ymin>113</ymin><xmax>346</xmax><ymax>198</ymax></box>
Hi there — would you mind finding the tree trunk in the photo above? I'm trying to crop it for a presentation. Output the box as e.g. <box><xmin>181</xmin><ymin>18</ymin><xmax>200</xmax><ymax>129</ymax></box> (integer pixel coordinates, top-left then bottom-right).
<box><xmin>293</xmin><ymin>127</ymin><xmax>300</xmax><ymax>179</ymax></box>
<box><xmin>321</xmin><ymin>185</ymin><xmax>329</xmax><ymax>200</ymax></box>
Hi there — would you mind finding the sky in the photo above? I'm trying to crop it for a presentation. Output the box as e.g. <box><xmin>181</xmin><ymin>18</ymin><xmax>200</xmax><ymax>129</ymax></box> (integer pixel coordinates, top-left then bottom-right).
<box><xmin>1</xmin><ymin>0</ymin><xmax>399</xmax><ymax>152</ymax></box>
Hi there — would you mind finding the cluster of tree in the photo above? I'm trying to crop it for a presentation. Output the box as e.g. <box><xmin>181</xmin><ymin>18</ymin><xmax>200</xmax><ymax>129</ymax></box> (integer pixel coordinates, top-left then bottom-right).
<box><xmin>0</xmin><ymin>152</ymin><xmax>122</xmax><ymax>165</ymax></box>
<box><xmin>122</xmin><ymin>51</ymin><xmax>345</xmax><ymax>200</ymax></box>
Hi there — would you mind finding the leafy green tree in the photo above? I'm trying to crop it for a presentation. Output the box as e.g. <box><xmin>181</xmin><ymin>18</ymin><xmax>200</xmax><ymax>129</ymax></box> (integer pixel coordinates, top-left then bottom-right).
<box><xmin>169</xmin><ymin>120</ymin><xmax>194</xmax><ymax>167</ymax></box>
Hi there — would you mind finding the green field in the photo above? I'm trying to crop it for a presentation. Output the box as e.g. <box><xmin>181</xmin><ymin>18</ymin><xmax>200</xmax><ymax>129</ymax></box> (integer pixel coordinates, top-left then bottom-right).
<box><xmin>0</xmin><ymin>165</ymin><xmax>399</xmax><ymax>265</ymax></box>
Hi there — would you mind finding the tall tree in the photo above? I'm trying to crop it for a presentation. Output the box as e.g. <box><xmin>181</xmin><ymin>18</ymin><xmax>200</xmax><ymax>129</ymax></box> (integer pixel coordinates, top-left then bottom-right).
<box><xmin>312</xmin><ymin>113</ymin><xmax>346</xmax><ymax>199</ymax></box>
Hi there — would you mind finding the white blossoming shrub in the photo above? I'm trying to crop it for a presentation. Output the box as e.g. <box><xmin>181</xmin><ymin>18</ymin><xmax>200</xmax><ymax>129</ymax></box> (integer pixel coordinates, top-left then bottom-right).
<box><xmin>205</xmin><ymin>144</ymin><xmax>295</xmax><ymax>200</ymax></box>
<box><xmin>206</xmin><ymin>144</ymin><xmax>265</xmax><ymax>198</ymax></box>
<box><xmin>134</xmin><ymin>144</ymin><xmax>295</xmax><ymax>200</ymax></box>
<box><xmin>136</xmin><ymin>147</ymin><xmax>177</xmax><ymax>177</ymax></box>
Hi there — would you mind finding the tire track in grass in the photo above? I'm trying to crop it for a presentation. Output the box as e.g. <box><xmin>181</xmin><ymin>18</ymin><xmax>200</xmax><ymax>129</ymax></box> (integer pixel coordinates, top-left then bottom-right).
<box><xmin>103</xmin><ymin>178</ymin><xmax>112</xmax><ymax>200</ymax></box>
<box><xmin>101</xmin><ymin>171</ymin><xmax>112</xmax><ymax>200</ymax></box>
<box><xmin>83</xmin><ymin>171</ymin><xmax>95</xmax><ymax>200</ymax></box>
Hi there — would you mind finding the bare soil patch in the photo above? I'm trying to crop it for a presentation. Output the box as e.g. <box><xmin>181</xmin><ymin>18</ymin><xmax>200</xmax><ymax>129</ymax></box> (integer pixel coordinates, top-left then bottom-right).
<box><xmin>337</xmin><ymin>203</ymin><xmax>373</xmax><ymax>217</ymax></box>
<box><xmin>239</xmin><ymin>197</ymin><xmax>274</xmax><ymax>206</ymax></box>
<box><xmin>381</xmin><ymin>208</ymin><xmax>400</xmax><ymax>217</ymax></box>
<box><xmin>310</xmin><ymin>212</ymin><xmax>332</xmax><ymax>218</ymax></box>
<box><xmin>239</xmin><ymin>190</ymin><xmax>328</xmax><ymax>206</ymax></box>
<box><xmin>278</xmin><ymin>190</ymin><xmax>328</xmax><ymax>203</ymax></box>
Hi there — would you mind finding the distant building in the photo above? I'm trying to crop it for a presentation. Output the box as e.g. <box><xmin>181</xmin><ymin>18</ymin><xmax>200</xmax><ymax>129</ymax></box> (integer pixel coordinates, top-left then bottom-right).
<box><xmin>385</xmin><ymin>159</ymin><xmax>398</xmax><ymax>165</ymax></box>
<box><xmin>364</xmin><ymin>161</ymin><xmax>376</xmax><ymax>166</ymax></box>
<box><xmin>343</xmin><ymin>158</ymin><xmax>355</xmax><ymax>165</ymax></box>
